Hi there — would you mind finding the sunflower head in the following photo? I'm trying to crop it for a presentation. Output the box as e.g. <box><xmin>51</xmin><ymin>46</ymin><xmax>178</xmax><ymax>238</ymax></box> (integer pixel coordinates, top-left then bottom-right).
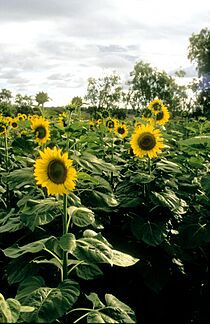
<box><xmin>114</xmin><ymin>123</ymin><xmax>128</xmax><ymax>138</ymax></box>
<box><xmin>34</xmin><ymin>147</ymin><xmax>77</xmax><ymax>196</ymax></box>
<box><xmin>155</xmin><ymin>106</ymin><xmax>170</xmax><ymax>125</ymax></box>
<box><xmin>148</xmin><ymin>99</ymin><xmax>164</xmax><ymax>115</ymax></box>
<box><xmin>0</xmin><ymin>122</ymin><xmax>7</xmax><ymax>135</ymax></box>
<box><xmin>31</xmin><ymin>117</ymin><xmax>50</xmax><ymax>145</ymax></box>
<box><xmin>9</xmin><ymin>117</ymin><xmax>19</xmax><ymax>129</ymax></box>
<box><xmin>130</xmin><ymin>124</ymin><xmax>164</xmax><ymax>159</ymax></box>
<box><xmin>105</xmin><ymin>118</ymin><xmax>117</xmax><ymax>131</ymax></box>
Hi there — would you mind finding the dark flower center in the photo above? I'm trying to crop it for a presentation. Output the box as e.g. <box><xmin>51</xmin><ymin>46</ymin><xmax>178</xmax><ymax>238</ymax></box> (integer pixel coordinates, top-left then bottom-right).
<box><xmin>152</xmin><ymin>103</ymin><xmax>162</xmax><ymax>111</ymax></box>
<box><xmin>12</xmin><ymin>122</ymin><xmax>18</xmax><ymax>128</ymax></box>
<box><xmin>47</xmin><ymin>159</ymin><xmax>67</xmax><ymax>184</ymax></box>
<box><xmin>138</xmin><ymin>132</ymin><xmax>156</xmax><ymax>150</ymax></box>
<box><xmin>117</xmin><ymin>127</ymin><xmax>125</xmax><ymax>134</ymax></box>
<box><xmin>156</xmin><ymin>111</ymin><xmax>164</xmax><ymax>120</ymax></box>
<box><xmin>106</xmin><ymin>120</ymin><xmax>114</xmax><ymax>128</ymax></box>
<box><xmin>35</xmin><ymin>126</ymin><xmax>47</xmax><ymax>139</ymax></box>
<box><xmin>0</xmin><ymin>125</ymin><xmax>5</xmax><ymax>133</ymax></box>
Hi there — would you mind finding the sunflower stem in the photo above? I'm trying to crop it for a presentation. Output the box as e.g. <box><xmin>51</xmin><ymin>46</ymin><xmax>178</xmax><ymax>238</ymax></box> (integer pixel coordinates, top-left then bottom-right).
<box><xmin>4</xmin><ymin>132</ymin><xmax>10</xmax><ymax>209</ymax></box>
<box><xmin>62</xmin><ymin>193</ymin><xmax>68</xmax><ymax>281</ymax></box>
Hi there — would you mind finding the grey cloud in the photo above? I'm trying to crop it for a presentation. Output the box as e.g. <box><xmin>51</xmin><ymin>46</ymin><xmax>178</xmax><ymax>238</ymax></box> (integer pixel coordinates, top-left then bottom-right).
<box><xmin>0</xmin><ymin>0</ymin><xmax>113</xmax><ymax>21</ymax></box>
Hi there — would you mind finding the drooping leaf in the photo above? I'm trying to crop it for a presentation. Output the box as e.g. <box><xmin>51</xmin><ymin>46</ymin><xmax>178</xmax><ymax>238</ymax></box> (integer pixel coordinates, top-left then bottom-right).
<box><xmin>111</xmin><ymin>250</ymin><xmax>139</xmax><ymax>267</ymax></box>
<box><xmin>68</xmin><ymin>206</ymin><xmax>95</xmax><ymax>227</ymax></box>
<box><xmin>131</xmin><ymin>216</ymin><xmax>167</xmax><ymax>246</ymax></box>
<box><xmin>75</xmin><ymin>263</ymin><xmax>103</xmax><ymax>280</ymax></box>
<box><xmin>20</xmin><ymin>198</ymin><xmax>62</xmax><ymax>231</ymax></box>
<box><xmin>0</xmin><ymin>293</ymin><xmax>21</xmax><ymax>323</ymax></box>
<box><xmin>16</xmin><ymin>277</ymin><xmax>80</xmax><ymax>323</ymax></box>
<box><xmin>3</xmin><ymin>236</ymin><xmax>55</xmax><ymax>258</ymax></box>
<box><xmin>6</xmin><ymin>167</ymin><xmax>34</xmax><ymax>190</ymax></box>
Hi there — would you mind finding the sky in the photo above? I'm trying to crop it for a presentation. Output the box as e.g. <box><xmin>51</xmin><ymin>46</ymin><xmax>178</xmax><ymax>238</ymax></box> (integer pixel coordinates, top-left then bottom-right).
<box><xmin>0</xmin><ymin>0</ymin><xmax>210</xmax><ymax>106</ymax></box>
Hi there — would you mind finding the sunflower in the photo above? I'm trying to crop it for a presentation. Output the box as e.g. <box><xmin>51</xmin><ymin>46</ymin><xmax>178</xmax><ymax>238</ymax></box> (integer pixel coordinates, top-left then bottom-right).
<box><xmin>114</xmin><ymin>123</ymin><xmax>128</xmax><ymax>139</ymax></box>
<box><xmin>154</xmin><ymin>106</ymin><xmax>170</xmax><ymax>125</ymax></box>
<box><xmin>130</xmin><ymin>124</ymin><xmax>164</xmax><ymax>159</ymax></box>
<box><xmin>9</xmin><ymin>117</ymin><xmax>19</xmax><ymax>129</ymax></box>
<box><xmin>148</xmin><ymin>98</ymin><xmax>164</xmax><ymax>115</ymax></box>
<box><xmin>105</xmin><ymin>118</ymin><xmax>118</xmax><ymax>131</ymax></box>
<box><xmin>34</xmin><ymin>147</ymin><xmax>77</xmax><ymax>195</ymax></box>
<box><xmin>31</xmin><ymin>117</ymin><xmax>50</xmax><ymax>145</ymax></box>
<box><xmin>0</xmin><ymin>122</ymin><xmax>7</xmax><ymax>135</ymax></box>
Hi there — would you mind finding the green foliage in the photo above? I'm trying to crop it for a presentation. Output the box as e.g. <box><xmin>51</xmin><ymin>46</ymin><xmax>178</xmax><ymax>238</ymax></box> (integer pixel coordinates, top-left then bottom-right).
<box><xmin>0</xmin><ymin>293</ymin><xmax>34</xmax><ymax>323</ymax></box>
<box><xmin>127</xmin><ymin>60</ymin><xmax>187</xmax><ymax>114</ymax></box>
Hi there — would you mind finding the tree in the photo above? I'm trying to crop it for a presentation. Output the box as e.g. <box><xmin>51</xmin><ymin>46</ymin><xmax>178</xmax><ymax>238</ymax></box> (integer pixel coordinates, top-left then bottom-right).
<box><xmin>188</xmin><ymin>28</ymin><xmax>210</xmax><ymax>118</ymax></box>
<box><xmin>15</xmin><ymin>94</ymin><xmax>34</xmax><ymax>114</ymax></box>
<box><xmin>35</xmin><ymin>91</ymin><xmax>50</xmax><ymax>108</ymax></box>
<box><xmin>0</xmin><ymin>89</ymin><xmax>14</xmax><ymax>116</ymax></box>
<box><xmin>85</xmin><ymin>73</ymin><xmax>123</xmax><ymax>118</ymax></box>
<box><xmin>0</xmin><ymin>89</ymin><xmax>12</xmax><ymax>104</ymax></box>
<box><xmin>188</xmin><ymin>28</ymin><xmax>210</xmax><ymax>77</ymax></box>
<box><xmin>127</xmin><ymin>61</ymin><xmax>187</xmax><ymax>115</ymax></box>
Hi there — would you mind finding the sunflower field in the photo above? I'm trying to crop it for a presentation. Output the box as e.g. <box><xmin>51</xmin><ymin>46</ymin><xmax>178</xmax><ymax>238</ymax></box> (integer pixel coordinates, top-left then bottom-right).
<box><xmin>0</xmin><ymin>99</ymin><xmax>210</xmax><ymax>324</ymax></box>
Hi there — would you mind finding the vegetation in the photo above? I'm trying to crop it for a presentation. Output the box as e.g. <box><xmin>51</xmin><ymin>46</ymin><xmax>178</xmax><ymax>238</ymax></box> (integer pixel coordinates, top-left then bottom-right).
<box><xmin>0</xmin><ymin>28</ymin><xmax>209</xmax><ymax>323</ymax></box>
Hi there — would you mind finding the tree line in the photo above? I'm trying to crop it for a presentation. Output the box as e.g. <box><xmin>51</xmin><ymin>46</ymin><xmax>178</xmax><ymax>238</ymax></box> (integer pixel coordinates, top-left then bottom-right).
<box><xmin>1</xmin><ymin>27</ymin><xmax>210</xmax><ymax>119</ymax></box>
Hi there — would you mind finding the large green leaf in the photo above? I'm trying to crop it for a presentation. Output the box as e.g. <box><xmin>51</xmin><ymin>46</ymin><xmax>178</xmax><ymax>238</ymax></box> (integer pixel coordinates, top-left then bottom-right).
<box><xmin>16</xmin><ymin>276</ymin><xmax>80</xmax><ymax>323</ymax></box>
<box><xmin>0</xmin><ymin>209</ymin><xmax>23</xmax><ymax>233</ymax></box>
<box><xmin>0</xmin><ymin>293</ymin><xmax>34</xmax><ymax>323</ymax></box>
<box><xmin>85</xmin><ymin>293</ymin><xmax>136</xmax><ymax>323</ymax></box>
<box><xmin>20</xmin><ymin>198</ymin><xmax>62</xmax><ymax>231</ymax></box>
<box><xmin>72</xmin><ymin>237</ymin><xmax>113</xmax><ymax>264</ymax></box>
<box><xmin>3</xmin><ymin>236</ymin><xmax>55</xmax><ymax>258</ymax></box>
<box><xmin>152</xmin><ymin>190</ymin><xmax>188</xmax><ymax>216</ymax></box>
<box><xmin>75</xmin><ymin>263</ymin><xmax>103</xmax><ymax>280</ymax></box>
<box><xmin>74</xmin><ymin>152</ymin><xmax>117</xmax><ymax>174</ymax></box>
<box><xmin>68</xmin><ymin>206</ymin><xmax>95</xmax><ymax>227</ymax></box>
<box><xmin>7</xmin><ymin>256</ymin><xmax>40</xmax><ymax>285</ymax></box>
<box><xmin>0</xmin><ymin>294</ymin><xmax>21</xmax><ymax>323</ymax></box>
<box><xmin>179</xmin><ymin>215</ymin><xmax>210</xmax><ymax>248</ymax></box>
<box><xmin>156</xmin><ymin>159</ymin><xmax>181</xmax><ymax>174</ymax></box>
<box><xmin>179</xmin><ymin>135</ymin><xmax>210</xmax><ymax>147</ymax></box>
<box><xmin>7</xmin><ymin>167</ymin><xmax>34</xmax><ymax>190</ymax></box>
<box><xmin>201</xmin><ymin>174</ymin><xmax>210</xmax><ymax>198</ymax></box>
<box><xmin>131</xmin><ymin>216</ymin><xmax>167</xmax><ymax>246</ymax></box>
<box><xmin>111</xmin><ymin>250</ymin><xmax>139</xmax><ymax>267</ymax></box>
<box><xmin>86</xmin><ymin>190</ymin><xmax>118</xmax><ymax>208</ymax></box>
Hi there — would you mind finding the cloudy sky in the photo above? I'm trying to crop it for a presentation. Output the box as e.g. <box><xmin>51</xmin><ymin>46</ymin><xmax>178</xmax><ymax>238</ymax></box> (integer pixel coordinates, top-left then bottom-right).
<box><xmin>0</xmin><ymin>0</ymin><xmax>210</xmax><ymax>106</ymax></box>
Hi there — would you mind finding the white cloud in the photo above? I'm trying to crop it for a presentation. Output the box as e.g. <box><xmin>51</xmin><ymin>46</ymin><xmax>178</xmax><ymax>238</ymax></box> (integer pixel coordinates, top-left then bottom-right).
<box><xmin>0</xmin><ymin>0</ymin><xmax>209</xmax><ymax>106</ymax></box>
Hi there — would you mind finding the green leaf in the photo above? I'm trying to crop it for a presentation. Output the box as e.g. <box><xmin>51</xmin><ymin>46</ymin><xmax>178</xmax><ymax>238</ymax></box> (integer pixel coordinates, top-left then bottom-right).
<box><xmin>60</xmin><ymin>233</ymin><xmax>77</xmax><ymax>253</ymax></box>
<box><xmin>87</xmin><ymin>311</ymin><xmax>117</xmax><ymax>323</ymax></box>
<box><xmin>88</xmin><ymin>190</ymin><xmax>118</xmax><ymax>208</ymax></box>
<box><xmin>68</xmin><ymin>206</ymin><xmax>95</xmax><ymax>227</ymax></box>
<box><xmin>179</xmin><ymin>215</ymin><xmax>210</xmax><ymax>248</ymax></box>
<box><xmin>7</xmin><ymin>167</ymin><xmax>34</xmax><ymax>190</ymax></box>
<box><xmin>179</xmin><ymin>135</ymin><xmax>210</xmax><ymax>147</ymax></box>
<box><xmin>3</xmin><ymin>236</ymin><xmax>55</xmax><ymax>258</ymax></box>
<box><xmin>130</xmin><ymin>173</ymin><xmax>155</xmax><ymax>184</ymax></box>
<box><xmin>75</xmin><ymin>263</ymin><xmax>103</xmax><ymax>280</ymax></box>
<box><xmin>16</xmin><ymin>277</ymin><xmax>80</xmax><ymax>323</ymax></box>
<box><xmin>0</xmin><ymin>209</ymin><xmax>23</xmax><ymax>233</ymax></box>
<box><xmin>7</xmin><ymin>256</ymin><xmax>40</xmax><ymax>285</ymax></box>
<box><xmin>0</xmin><ymin>294</ymin><xmax>21</xmax><ymax>323</ymax></box>
<box><xmin>20</xmin><ymin>198</ymin><xmax>62</xmax><ymax>231</ymax></box>
<box><xmin>152</xmin><ymin>190</ymin><xmax>188</xmax><ymax>215</ymax></box>
<box><xmin>111</xmin><ymin>250</ymin><xmax>139</xmax><ymax>267</ymax></box>
<box><xmin>85</xmin><ymin>292</ymin><xmax>105</xmax><ymax>309</ymax></box>
<box><xmin>72</xmin><ymin>237</ymin><xmax>113</xmax><ymax>264</ymax></box>
<box><xmin>201</xmin><ymin>174</ymin><xmax>210</xmax><ymax>197</ymax></box>
<box><xmin>156</xmin><ymin>159</ymin><xmax>181</xmax><ymax>173</ymax></box>
<box><xmin>85</xmin><ymin>293</ymin><xmax>136</xmax><ymax>323</ymax></box>
<box><xmin>131</xmin><ymin>216</ymin><xmax>167</xmax><ymax>246</ymax></box>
